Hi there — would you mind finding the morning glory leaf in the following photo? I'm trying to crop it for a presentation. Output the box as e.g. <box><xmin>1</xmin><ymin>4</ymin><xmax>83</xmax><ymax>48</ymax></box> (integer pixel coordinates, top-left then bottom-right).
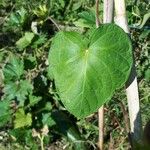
<box><xmin>48</xmin><ymin>24</ymin><xmax>133</xmax><ymax>118</ymax></box>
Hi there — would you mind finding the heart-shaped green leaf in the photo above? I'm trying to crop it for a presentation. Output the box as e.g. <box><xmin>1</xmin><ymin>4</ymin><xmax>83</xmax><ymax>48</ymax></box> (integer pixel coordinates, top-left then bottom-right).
<box><xmin>48</xmin><ymin>24</ymin><xmax>133</xmax><ymax>118</ymax></box>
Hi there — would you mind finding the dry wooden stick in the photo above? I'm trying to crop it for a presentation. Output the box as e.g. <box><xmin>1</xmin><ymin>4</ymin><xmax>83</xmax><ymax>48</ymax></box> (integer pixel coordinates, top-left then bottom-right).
<box><xmin>114</xmin><ymin>0</ymin><xmax>142</xmax><ymax>146</ymax></box>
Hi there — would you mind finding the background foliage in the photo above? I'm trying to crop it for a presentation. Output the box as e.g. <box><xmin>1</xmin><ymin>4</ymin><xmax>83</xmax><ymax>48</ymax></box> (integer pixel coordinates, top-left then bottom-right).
<box><xmin>0</xmin><ymin>0</ymin><xmax>149</xmax><ymax>149</ymax></box>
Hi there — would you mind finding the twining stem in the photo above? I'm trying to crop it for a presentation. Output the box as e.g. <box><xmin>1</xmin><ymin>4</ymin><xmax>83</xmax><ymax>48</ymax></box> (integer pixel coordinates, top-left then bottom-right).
<box><xmin>119</xmin><ymin>100</ymin><xmax>132</xmax><ymax>147</ymax></box>
<box><xmin>114</xmin><ymin>0</ymin><xmax>142</xmax><ymax>146</ymax></box>
<box><xmin>47</xmin><ymin>17</ymin><xmax>60</xmax><ymax>31</ymax></box>
<box><xmin>95</xmin><ymin>2</ymin><xmax>103</xmax><ymax>149</ymax></box>
<box><xmin>98</xmin><ymin>106</ymin><xmax>104</xmax><ymax>150</ymax></box>
<box><xmin>97</xmin><ymin>0</ymin><xmax>114</xmax><ymax>149</ymax></box>
<box><xmin>95</xmin><ymin>1</ymin><xmax>103</xmax><ymax>149</ymax></box>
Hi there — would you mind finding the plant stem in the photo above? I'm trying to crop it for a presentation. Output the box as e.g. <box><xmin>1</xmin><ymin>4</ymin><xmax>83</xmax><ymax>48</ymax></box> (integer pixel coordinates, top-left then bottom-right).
<box><xmin>119</xmin><ymin>100</ymin><xmax>132</xmax><ymax>147</ymax></box>
<box><xmin>39</xmin><ymin>135</ymin><xmax>44</xmax><ymax>150</ymax></box>
<box><xmin>97</xmin><ymin>0</ymin><xmax>114</xmax><ymax>149</ymax></box>
<box><xmin>98</xmin><ymin>106</ymin><xmax>104</xmax><ymax>150</ymax></box>
<box><xmin>114</xmin><ymin>0</ymin><xmax>142</xmax><ymax>146</ymax></box>
<box><xmin>95</xmin><ymin>1</ymin><xmax>103</xmax><ymax>149</ymax></box>
<box><xmin>47</xmin><ymin>17</ymin><xmax>60</xmax><ymax>31</ymax></box>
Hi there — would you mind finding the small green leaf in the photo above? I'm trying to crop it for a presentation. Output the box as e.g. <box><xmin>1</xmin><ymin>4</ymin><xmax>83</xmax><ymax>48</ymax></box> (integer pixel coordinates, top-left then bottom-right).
<box><xmin>140</xmin><ymin>12</ymin><xmax>150</xmax><ymax>28</ymax></box>
<box><xmin>28</xmin><ymin>95</ymin><xmax>41</xmax><ymax>107</ymax></box>
<box><xmin>49</xmin><ymin>24</ymin><xmax>133</xmax><ymax>118</ymax></box>
<box><xmin>78</xmin><ymin>11</ymin><xmax>95</xmax><ymax>24</ymax></box>
<box><xmin>8</xmin><ymin>7</ymin><xmax>28</xmax><ymax>27</ymax></box>
<box><xmin>72</xmin><ymin>2</ymin><xmax>82</xmax><ymax>11</ymax></box>
<box><xmin>14</xmin><ymin>108</ymin><xmax>32</xmax><ymax>128</ymax></box>
<box><xmin>145</xmin><ymin>69</ymin><xmax>150</xmax><ymax>80</ymax></box>
<box><xmin>139</xmin><ymin>30</ymin><xmax>150</xmax><ymax>39</ymax></box>
<box><xmin>33</xmin><ymin>5</ymin><xmax>48</xmax><ymax>18</ymax></box>
<box><xmin>45</xmin><ymin>102</ymin><xmax>52</xmax><ymax>110</ymax></box>
<box><xmin>32</xmin><ymin>34</ymin><xmax>47</xmax><ymax>48</ymax></box>
<box><xmin>42</xmin><ymin>113</ymin><xmax>56</xmax><ymax>127</ymax></box>
<box><xmin>16</xmin><ymin>32</ymin><xmax>34</xmax><ymax>50</ymax></box>
<box><xmin>3</xmin><ymin>80</ymin><xmax>33</xmax><ymax>105</ymax></box>
<box><xmin>0</xmin><ymin>100</ymin><xmax>11</xmax><ymax>127</ymax></box>
<box><xmin>58</xmin><ymin>0</ymin><xmax>65</xmax><ymax>8</ymax></box>
<box><xmin>3</xmin><ymin>55</ymin><xmax>24</xmax><ymax>81</ymax></box>
<box><xmin>24</xmin><ymin>55</ymin><xmax>37</xmax><ymax>70</ymax></box>
<box><xmin>74</xmin><ymin>11</ymin><xmax>96</xmax><ymax>28</ymax></box>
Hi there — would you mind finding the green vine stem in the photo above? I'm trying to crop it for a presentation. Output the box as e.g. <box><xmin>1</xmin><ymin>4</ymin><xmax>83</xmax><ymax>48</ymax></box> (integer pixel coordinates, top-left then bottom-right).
<box><xmin>97</xmin><ymin>0</ymin><xmax>114</xmax><ymax>149</ymax></box>
<box><xmin>38</xmin><ymin>134</ymin><xmax>45</xmax><ymax>150</ymax></box>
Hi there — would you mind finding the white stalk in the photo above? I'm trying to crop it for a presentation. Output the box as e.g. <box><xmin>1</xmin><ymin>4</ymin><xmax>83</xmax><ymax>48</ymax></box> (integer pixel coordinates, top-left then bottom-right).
<box><xmin>97</xmin><ymin>0</ymin><xmax>114</xmax><ymax>149</ymax></box>
<box><xmin>103</xmin><ymin>0</ymin><xmax>114</xmax><ymax>23</ymax></box>
<box><xmin>114</xmin><ymin>0</ymin><xmax>142</xmax><ymax>144</ymax></box>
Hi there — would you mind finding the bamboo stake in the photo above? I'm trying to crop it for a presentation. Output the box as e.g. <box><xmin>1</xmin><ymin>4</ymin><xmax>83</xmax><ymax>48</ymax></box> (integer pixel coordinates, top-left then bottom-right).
<box><xmin>96</xmin><ymin>0</ymin><xmax>114</xmax><ymax>149</ymax></box>
<box><xmin>96</xmin><ymin>0</ymin><xmax>100</xmax><ymax>27</ymax></box>
<box><xmin>114</xmin><ymin>0</ymin><xmax>142</xmax><ymax>145</ymax></box>
<box><xmin>103</xmin><ymin>0</ymin><xmax>114</xmax><ymax>23</ymax></box>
